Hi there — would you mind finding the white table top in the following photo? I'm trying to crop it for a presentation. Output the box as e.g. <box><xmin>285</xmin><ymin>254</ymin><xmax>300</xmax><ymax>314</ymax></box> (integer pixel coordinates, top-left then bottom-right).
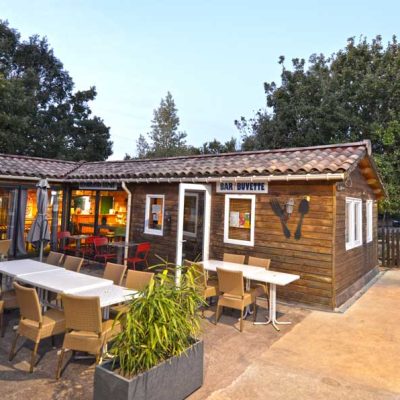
<box><xmin>16</xmin><ymin>268</ymin><xmax>113</xmax><ymax>294</ymax></box>
<box><xmin>74</xmin><ymin>285</ymin><xmax>138</xmax><ymax>308</ymax></box>
<box><xmin>0</xmin><ymin>259</ymin><xmax>62</xmax><ymax>278</ymax></box>
<box><xmin>202</xmin><ymin>259</ymin><xmax>299</xmax><ymax>286</ymax></box>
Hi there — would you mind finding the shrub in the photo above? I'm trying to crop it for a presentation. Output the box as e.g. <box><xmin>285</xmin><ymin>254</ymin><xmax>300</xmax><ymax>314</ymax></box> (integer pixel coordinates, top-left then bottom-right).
<box><xmin>110</xmin><ymin>262</ymin><xmax>205</xmax><ymax>377</ymax></box>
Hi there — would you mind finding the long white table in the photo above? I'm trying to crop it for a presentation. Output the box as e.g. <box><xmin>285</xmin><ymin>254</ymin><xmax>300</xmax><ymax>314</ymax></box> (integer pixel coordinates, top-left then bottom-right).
<box><xmin>0</xmin><ymin>258</ymin><xmax>62</xmax><ymax>277</ymax></box>
<box><xmin>15</xmin><ymin>268</ymin><xmax>114</xmax><ymax>311</ymax></box>
<box><xmin>202</xmin><ymin>259</ymin><xmax>299</xmax><ymax>331</ymax></box>
<box><xmin>15</xmin><ymin>268</ymin><xmax>113</xmax><ymax>294</ymax></box>
<box><xmin>0</xmin><ymin>259</ymin><xmax>62</xmax><ymax>290</ymax></box>
<box><xmin>0</xmin><ymin>259</ymin><xmax>124</xmax><ymax>316</ymax></box>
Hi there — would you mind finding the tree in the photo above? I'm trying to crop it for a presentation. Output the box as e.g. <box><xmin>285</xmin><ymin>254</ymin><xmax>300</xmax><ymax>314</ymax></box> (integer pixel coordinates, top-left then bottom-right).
<box><xmin>0</xmin><ymin>20</ymin><xmax>112</xmax><ymax>161</ymax></box>
<box><xmin>136</xmin><ymin>92</ymin><xmax>192</xmax><ymax>158</ymax></box>
<box><xmin>236</xmin><ymin>36</ymin><xmax>400</xmax><ymax>214</ymax></box>
<box><xmin>200</xmin><ymin>137</ymin><xmax>237</xmax><ymax>154</ymax></box>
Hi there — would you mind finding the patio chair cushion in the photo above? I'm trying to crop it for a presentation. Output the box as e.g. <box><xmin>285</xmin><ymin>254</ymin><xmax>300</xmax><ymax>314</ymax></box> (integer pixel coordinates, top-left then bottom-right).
<box><xmin>63</xmin><ymin>319</ymin><xmax>121</xmax><ymax>354</ymax></box>
<box><xmin>18</xmin><ymin>308</ymin><xmax>65</xmax><ymax>342</ymax></box>
<box><xmin>204</xmin><ymin>281</ymin><xmax>219</xmax><ymax>298</ymax></box>
<box><xmin>218</xmin><ymin>289</ymin><xmax>257</xmax><ymax>310</ymax></box>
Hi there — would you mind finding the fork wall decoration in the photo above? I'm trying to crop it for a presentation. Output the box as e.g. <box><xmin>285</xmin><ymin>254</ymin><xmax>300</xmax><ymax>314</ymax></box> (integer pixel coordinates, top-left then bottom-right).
<box><xmin>270</xmin><ymin>197</ymin><xmax>310</xmax><ymax>240</ymax></box>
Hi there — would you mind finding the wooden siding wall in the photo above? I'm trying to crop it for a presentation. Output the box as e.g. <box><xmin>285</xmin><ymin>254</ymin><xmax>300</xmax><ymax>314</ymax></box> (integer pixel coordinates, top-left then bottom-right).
<box><xmin>127</xmin><ymin>183</ymin><xmax>179</xmax><ymax>265</ymax></box>
<box><xmin>209</xmin><ymin>183</ymin><xmax>335</xmax><ymax>308</ymax></box>
<box><xmin>334</xmin><ymin>168</ymin><xmax>379</xmax><ymax>307</ymax></box>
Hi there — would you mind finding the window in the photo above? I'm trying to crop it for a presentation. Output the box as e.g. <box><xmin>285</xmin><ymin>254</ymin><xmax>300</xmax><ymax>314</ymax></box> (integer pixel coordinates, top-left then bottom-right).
<box><xmin>224</xmin><ymin>194</ymin><xmax>255</xmax><ymax>246</ymax></box>
<box><xmin>345</xmin><ymin>197</ymin><xmax>362</xmax><ymax>250</ymax></box>
<box><xmin>144</xmin><ymin>195</ymin><xmax>165</xmax><ymax>236</ymax></box>
<box><xmin>183</xmin><ymin>193</ymin><xmax>198</xmax><ymax>237</ymax></box>
<box><xmin>366</xmin><ymin>200</ymin><xmax>373</xmax><ymax>243</ymax></box>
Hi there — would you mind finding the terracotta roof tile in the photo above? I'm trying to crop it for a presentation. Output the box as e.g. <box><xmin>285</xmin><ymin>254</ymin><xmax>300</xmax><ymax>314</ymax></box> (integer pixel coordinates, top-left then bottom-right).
<box><xmin>67</xmin><ymin>141</ymin><xmax>369</xmax><ymax>181</ymax></box>
<box><xmin>0</xmin><ymin>154</ymin><xmax>79</xmax><ymax>179</ymax></box>
<box><xmin>0</xmin><ymin>141</ymin><xmax>371</xmax><ymax>181</ymax></box>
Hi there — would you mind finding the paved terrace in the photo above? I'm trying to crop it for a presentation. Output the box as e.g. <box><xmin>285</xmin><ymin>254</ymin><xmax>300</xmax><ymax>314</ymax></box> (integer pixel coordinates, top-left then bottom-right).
<box><xmin>0</xmin><ymin>266</ymin><xmax>399</xmax><ymax>400</ymax></box>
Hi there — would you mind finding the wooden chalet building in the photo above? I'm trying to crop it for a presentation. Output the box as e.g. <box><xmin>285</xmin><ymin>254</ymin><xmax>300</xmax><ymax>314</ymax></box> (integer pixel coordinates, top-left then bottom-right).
<box><xmin>0</xmin><ymin>140</ymin><xmax>385</xmax><ymax>310</ymax></box>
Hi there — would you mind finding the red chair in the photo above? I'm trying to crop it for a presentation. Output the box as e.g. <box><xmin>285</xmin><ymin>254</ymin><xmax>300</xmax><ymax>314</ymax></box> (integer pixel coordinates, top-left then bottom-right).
<box><xmin>77</xmin><ymin>236</ymin><xmax>100</xmax><ymax>259</ymax></box>
<box><xmin>125</xmin><ymin>242</ymin><xmax>150</xmax><ymax>270</ymax></box>
<box><xmin>93</xmin><ymin>237</ymin><xmax>117</xmax><ymax>264</ymax></box>
<box><xmin>57</xmin><ymin>231</ymin><xmax>75</xmax><ymax>253</ymax></box>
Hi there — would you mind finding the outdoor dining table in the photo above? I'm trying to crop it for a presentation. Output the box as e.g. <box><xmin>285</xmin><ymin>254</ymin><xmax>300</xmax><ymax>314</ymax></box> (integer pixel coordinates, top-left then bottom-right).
<box><xmin>107</xmin><ymin>241</ymin><xmax>139</xmax><ymax>264</ymax></box>
<box><xmin>201</xmin><ymin>259</ymin><xmax>300</xmax><ymax>331</ymax></box>
<box><xmin>0</xmin><ymin>258</ymin><xmax>62</xmax><ymax>290</ymax></box>
<box><xmin>0</xmin><ymin>258</ymin><xmax>136</xmax><ymax>319</ymax></box>
<box><xmin>15</xmin><ymin>268</ymin><xmax>113</xmax><ymax>309</ymax></box>
<box><xmin>69</xmin><ymin>234</ymin><xmax>89</xmax><ymax>254</ymax></box>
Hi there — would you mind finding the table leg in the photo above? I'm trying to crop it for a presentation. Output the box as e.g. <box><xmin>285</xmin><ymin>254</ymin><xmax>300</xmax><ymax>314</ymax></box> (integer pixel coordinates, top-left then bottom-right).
<box><xmin>75</xmin><ymin>239</ymin><xmax>81</xmax><ymax>256</ymax></box>
<box><xmin>242</xmin><ymin>278</ymin><xmax>253</xmax><ymax>319</ymax></box>
<box><xmin>103</xmin><ymin>306</ymin><xmax>110</xmax><ymax>320</ymax></box>
<box><xmin>117</xmin><ymin>247</ymin><xmax>123</xmax><ymax>265</ymax></box>
<box><xmin>4</xmin><ymin>275</ymin><xmax>12</xmax><ymax>290</ymax></box>
<box><xmin>254</xmin><ymin>283</ymin><xmax>291</xmax><ymax>331</ymax></box>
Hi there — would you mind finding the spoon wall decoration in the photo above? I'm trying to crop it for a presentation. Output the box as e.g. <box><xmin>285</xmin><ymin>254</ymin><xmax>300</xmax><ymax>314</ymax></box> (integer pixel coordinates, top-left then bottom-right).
<box><xmin>294</xmin><ymin>198</ymin><xmax>309</xmax><ymax>240</ymax></box>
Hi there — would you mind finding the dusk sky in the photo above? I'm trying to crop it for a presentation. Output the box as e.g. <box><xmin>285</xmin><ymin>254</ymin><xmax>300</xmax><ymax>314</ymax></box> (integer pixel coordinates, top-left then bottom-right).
<box><xmin>2</xmin><ymin>0</ymin><xmax>400</xmax><ymax>159</ymax></box>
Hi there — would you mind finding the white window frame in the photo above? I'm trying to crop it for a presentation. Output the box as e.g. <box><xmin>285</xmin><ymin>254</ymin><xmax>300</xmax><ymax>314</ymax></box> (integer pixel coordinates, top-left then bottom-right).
<box><xmin>144</xmin><ymin>194</ymin><xmax>165</xmax><ymax>236</ymax></box>
<box><xmin>366</xmin><ymin>199</ymin><xmax>373</xmax><ymax>243</ymax></box>
<box><xmin>224</xmin><ymin>194</ymin><xmax>255</xmax><ymax>247</ymax></box>
<box><xmin>183</xmin><ymin>193</ymin><xmax>198</xmax><ymax>238</ymax></box>
<box><xmin>345</xmin><ymin>197</ymin><xmax>363</xmax><ymax>250</ymax></box>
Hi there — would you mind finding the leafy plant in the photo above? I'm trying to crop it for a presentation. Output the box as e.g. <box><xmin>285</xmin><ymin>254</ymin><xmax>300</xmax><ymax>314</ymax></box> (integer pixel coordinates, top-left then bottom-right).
<box><xmin>110</xmin><ymin>261</ymin><xmax>206</xmax><ymax>377</ymax></box>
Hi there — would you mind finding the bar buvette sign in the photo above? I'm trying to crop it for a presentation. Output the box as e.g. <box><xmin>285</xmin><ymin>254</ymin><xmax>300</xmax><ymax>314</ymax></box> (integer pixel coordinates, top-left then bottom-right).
<box><xmin>216</xmin><ymin>181</ymin><xmax>268</xmax><ymax>194</ymax></box>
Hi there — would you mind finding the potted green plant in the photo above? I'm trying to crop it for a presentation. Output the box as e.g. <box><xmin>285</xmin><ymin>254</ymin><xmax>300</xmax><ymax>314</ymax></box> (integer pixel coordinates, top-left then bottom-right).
<box><xmin>94</xmin><ymin>263</ymin><xmax>206</xmax><ymax>400</ymax></box>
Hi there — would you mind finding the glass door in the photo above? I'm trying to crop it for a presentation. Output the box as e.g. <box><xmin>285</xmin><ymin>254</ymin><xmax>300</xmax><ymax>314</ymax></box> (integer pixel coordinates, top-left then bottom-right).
<box><xmin>181</xmin><ymin>192</ymin><xmax>205</xmax><ymax>262</ymax></box>
<box><xmin>176</xmin><ymin>183</ymin><xmax>211</xmax><ymax>274</ymax></box>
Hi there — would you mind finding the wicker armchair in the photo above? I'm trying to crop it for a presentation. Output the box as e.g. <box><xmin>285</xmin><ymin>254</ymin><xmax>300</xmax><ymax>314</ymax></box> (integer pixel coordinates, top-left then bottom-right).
<box><xmin>215</xmin><ymin>268</ymin><xmax>257</xmax><ymax>332</ymax></box>
<box><xmin>9</xmin><ymin>282</ymin><xmax>65</xmax><ymax>372</ymax></box>
<box><xmin>0</xmin><ymin>287</ymin><xmax>18</xmax><ymax>337</ymax></box>
<box><xmin>223</xmin><ymin>253</ymin><xmax>245</xmax><ymax>264</ymax></box>
<box><xmin>110</xmin><ymin>270</ymin><xmax>154</xmax><ymax>315</ymax></box>
<box><xmin>188</xmin><ymin>261</ymin><xmax>219</xmax><ymax>317</ymax></box>
<box><xmin>103</xmin><ymin>262</ymin><xmax>127</xmax><ymax>286</ymax></box>
<box><xmin>248</xmin><ymin>256</ymin><xmax>271</xmax><ymax>303</ymax></box>
<box><xmin>56</xmin><ymin>294</ymin><xmax>121</xmax><ymax>379</ymax></box>
<box><xmin>63</xmin><ymin>255</ymin><xmax>84</xmax><ymax>273</ymax></box>
<box><xmin>0</xmin><ymin>239</ymin><xmax>11</xmax><ymax>261</ymax></box>
<box><xmin>46</xmin><ymin>251</ymin><xmax>65</xmax><ymax>266</ymax></box>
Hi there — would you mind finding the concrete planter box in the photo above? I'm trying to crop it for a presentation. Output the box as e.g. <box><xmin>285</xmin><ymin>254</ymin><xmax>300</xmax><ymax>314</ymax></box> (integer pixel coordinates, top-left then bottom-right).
<box><xmin>93</xmin><ymin>340</ymin><xmax>204</xmax><ymax>400</ymax></box>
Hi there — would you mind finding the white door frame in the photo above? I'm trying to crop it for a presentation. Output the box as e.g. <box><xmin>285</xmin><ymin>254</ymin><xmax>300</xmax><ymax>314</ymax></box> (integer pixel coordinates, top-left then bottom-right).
<box><xmin>176</xmin><ymin>183</ymin><xmax>211</xmax><ymax>283</ymax></box>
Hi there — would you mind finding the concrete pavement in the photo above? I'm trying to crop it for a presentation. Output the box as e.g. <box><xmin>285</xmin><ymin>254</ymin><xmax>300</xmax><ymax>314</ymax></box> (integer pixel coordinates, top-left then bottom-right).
<box><xmin>206</xmin><ymin>270</ymin><xmax>400</xmax><ymax>399</ymax></box>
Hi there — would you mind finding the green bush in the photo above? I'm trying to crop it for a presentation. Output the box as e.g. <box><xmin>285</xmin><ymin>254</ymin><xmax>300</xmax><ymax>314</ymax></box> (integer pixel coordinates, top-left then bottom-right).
<box><xmin>110</xmin><ymin>262</ymin><xmax>205</xmax><ymax>377</ymax></box>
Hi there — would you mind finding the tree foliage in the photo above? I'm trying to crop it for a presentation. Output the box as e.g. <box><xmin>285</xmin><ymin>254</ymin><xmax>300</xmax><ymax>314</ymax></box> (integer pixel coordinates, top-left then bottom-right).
<box><xmin>0</xmin><ymin>20</ymin><xmax>112</xmax><ymax>161</ymax></box>
<box><xmin>200</xmin><ymin>137</ymin><xmax>237</xmax><ymax>154</ymax></box>
<box><xmin>135</xmin><ymin>92</ymin><xmax>193</xmax><ymax>158</ymax></box>
<box><xmin>236</xmin><ymin>36</ymin><xmax>400</xmax><ymax>214</ymax></box>
<box><xmin>130</xmin><ymin>92</ymin><xmax>239</xmax><ymax>159</ymax></box>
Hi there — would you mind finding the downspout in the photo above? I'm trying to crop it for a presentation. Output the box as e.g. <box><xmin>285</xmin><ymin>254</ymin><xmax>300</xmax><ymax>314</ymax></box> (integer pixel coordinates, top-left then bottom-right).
<box><xmin>121</xmin><ymin>182</ymin><xmax>132</xmax><ymax>267</ymax></box>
